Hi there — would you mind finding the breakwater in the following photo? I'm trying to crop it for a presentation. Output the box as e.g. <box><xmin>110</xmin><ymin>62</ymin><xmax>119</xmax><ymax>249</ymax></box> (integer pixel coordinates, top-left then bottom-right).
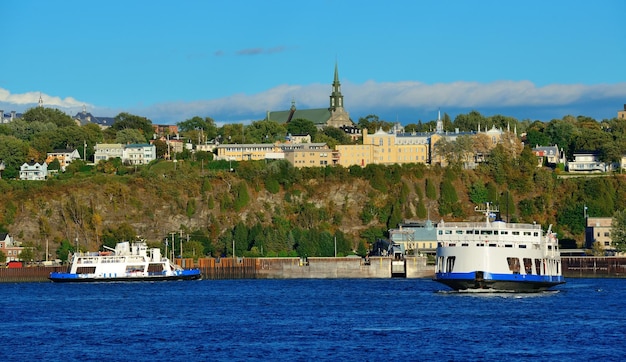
<box><xmin>2</xmin><ymin>256</ymin><xmax>625</xmax><ymax>282</ymax></box>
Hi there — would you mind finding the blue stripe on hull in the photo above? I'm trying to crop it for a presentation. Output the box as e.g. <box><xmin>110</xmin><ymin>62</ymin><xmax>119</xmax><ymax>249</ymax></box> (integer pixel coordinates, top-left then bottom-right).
<box><xmin>49</xmin><ymin>270</ymin><xmax>202</xmax><ymax>283</ymax></box>
<box><xmin>434</xmin><ymin>271</ymin><xmax>565</xmax><ymax>292</ymax></box>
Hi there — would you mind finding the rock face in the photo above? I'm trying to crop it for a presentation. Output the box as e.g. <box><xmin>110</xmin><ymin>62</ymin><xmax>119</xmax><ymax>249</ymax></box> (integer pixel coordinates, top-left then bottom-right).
<box><xmin>5</xmin><ymin>170</ymin><xmax>412</xmax><ymax>257</ymax></box>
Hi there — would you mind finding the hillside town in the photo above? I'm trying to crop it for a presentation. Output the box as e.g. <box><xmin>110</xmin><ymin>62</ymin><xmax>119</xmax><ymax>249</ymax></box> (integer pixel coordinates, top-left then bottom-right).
<box><xmin>1</xmin><ymin>65</ymin><xmax>626</xmax><ymax>265</ymax></box>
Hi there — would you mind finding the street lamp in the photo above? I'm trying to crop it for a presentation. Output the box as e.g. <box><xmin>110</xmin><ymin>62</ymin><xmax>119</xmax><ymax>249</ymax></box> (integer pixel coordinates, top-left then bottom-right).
<box><xmin>0</xmin><ymin>159</ymin><xmax>5</xmax><ymax>179</ymax></box>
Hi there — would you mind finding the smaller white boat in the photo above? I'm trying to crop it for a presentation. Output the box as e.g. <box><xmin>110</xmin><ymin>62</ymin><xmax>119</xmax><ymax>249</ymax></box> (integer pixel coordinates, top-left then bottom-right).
<box><xmin>49</xmin><ymin>241</ymin><xmax>201</xmax><ymax>282</ymax></box>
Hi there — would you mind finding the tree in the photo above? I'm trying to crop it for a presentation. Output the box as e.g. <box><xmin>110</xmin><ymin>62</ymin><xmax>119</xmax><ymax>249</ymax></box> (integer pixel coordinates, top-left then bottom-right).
<box><xmin>245</xmin><ymin>120</ymin><xmax>287</xmax><ymax>143</ymax></box>
<box><xmin>115</xmin><ymin>129</ymin><xmax>147</xmax><ymax>144</ymax></box>
<box><xmin>286</xmin><ymin>118</ymin><xmax>317</xmax><ymax>139</ymax></box>
<box><xmin>21</xmin><ymin>107</ymin><xmax>76</xmax><ymax>128</ymax></box>
<box><xmin>152</xmin><ymin>139</ymin><xmax>168</xmax><ymax>158</ymax></box>
<box><xmin>178</xmin><ymin>117</ymin><xmax>219</xmax><ymax>145</ymax></box>
<box><xmin>453</xmin><ymin>110</ymin><xmax>485</xmax><ymax>132</ymax></box>
<box><xmin>317</xmin><ymin>126</ymin><xmax>350</xmax><ymax>146</ymax></box>
<box><xmin>47</xmin><ymin>158</ymin><xmax>61</xmax><ymax>171</ymax></box>
<box><xmin>357</xmin><ymin>114</ymin><xmax>393</xmax><ymax>132</ymax></box>
<box><xmin>611</xmin><ymin>209</ymin><xmax>626</xmax><ymax>253</ymax></box>
<box><xmin>0</xmin><ymin>135</ymin><xmax>30</xmax><ymax>179</ymax></box>
<box><xmin>110</xmin><ymin>112</ymin><xmax>153</xmax><ymax>142</ymax></box>
<box><xmin>469</xmin><ymin>181</ymin><xmax>488</xmax><ymax>204</ymax></box>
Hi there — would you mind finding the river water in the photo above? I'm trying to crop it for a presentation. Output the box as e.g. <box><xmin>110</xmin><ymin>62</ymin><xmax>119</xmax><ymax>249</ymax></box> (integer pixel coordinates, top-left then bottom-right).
<box><xmin>1</xmin><ymin>278</ymin><xmax>624</xmax><ymax>361</ymax></box>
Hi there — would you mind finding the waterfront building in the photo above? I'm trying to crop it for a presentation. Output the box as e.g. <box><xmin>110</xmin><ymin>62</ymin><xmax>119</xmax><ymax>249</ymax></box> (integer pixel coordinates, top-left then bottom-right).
<box><xmin>585</xmin><ymin>217</ymin><xmax>616</xmax><ymax>255</ymax></box>
<box><xmin>0</xmin><ymin>233</ymin><xmax>24</xmax><ymax>262</ymax></box>
<box><xmin>389</xmin><ymin>220</ymin><xmax>438</xmax><ymax>256</ymax></box>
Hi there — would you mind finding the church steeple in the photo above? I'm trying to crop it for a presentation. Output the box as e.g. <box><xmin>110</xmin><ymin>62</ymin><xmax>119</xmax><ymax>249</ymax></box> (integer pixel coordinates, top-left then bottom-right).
<box><xmin>38</xmin><ymin>93</ymin><xmax>43</xmax><ymax>108</ymax></box>
<box><xmin>436</xmin><ymin>108</ymin><xmax>443</xmax><ymax>133</ymax></box>
<box><xmin>329</xmin><ymin>62</ymin><xmax>343</xmax><ymax>110</ymax></box>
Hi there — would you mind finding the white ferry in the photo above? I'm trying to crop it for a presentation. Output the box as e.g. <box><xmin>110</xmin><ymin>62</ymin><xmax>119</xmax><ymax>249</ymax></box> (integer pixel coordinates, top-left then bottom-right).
<box><xmin>433</xmin><ymin>203</ymin><xmax>565</xmax><ymax>292</ymax></box>
<box><xmin>49</xmin><ymin>241</ymin><xmax>201</xmax><ymax>282</ymax></box>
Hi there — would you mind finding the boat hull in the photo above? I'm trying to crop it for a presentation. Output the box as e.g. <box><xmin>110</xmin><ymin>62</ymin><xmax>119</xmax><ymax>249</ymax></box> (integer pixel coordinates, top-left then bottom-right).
<box><xmin>434</xmin><ymin>271</ymin><xmax>565</xmax><ymax>292</ymax></box>
<box><xmin>49</xmin><ymin>270</ymin><xmax>201</xmax><ymax>283</ymax></box>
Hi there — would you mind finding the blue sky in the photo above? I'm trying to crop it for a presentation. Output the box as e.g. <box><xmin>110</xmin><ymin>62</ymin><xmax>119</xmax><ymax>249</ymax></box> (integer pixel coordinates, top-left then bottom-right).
<box><xmin>1</xmin><ymin>0</ymin><xmax>624</xmax><ymax>125</ymax></box>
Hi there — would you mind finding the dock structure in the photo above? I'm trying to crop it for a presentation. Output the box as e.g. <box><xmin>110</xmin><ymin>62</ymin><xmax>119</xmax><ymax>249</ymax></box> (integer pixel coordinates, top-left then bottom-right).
<box><xmin>3</xmin><ymin>256</ymin><xmax>626</xmax><ymax>282</ymax></box>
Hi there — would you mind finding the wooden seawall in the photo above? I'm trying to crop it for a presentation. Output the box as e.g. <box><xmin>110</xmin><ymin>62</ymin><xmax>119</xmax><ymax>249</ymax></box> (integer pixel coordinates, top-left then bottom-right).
<box><xmin>3</xmin><ymin>257</ymin><xmax>625</xmax><ymax>282</ymax></box>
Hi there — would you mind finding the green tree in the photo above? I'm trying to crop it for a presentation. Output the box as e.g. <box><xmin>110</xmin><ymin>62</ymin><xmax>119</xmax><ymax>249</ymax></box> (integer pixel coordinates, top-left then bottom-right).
<box><xmin>109</xmin><ymin>112</ymin><xmax>153</xmax><ymax>142</ymax></box>
<box><xmin>115</xmin><ymin>129</ymin><xmax>147</xmax><ymax>144</ymax></box>
<box><xmin>611</xmin><ymin>209</ymin><xmax>626</xmax><ymax>253</ymax></box>
<box><xmin>19</xmin><ymin>245</ymin><xmax>35</xmax><ymax>263</ymax></box>
<box><xmin>47</xmin><ymin>158</ymin><xmax>61</xmax><ymax>172</ymax></box>
<box><xmin>357</xmin><ymin>114</ymin><xmax>392</xmax><ymax>132</ymax></box>
<box><xmin>0</xmin><ymin>135</ymin><xmax>30</xmax><ymax>179</ymax></box>
<box><xmin>245</xmin><ymin>119</ymin><xmax>287</xmax><ymax>143</ymax></box>
<box><xmin>233</xmin><ymin>182</ymin><xmax>250</xmax><ymax>212</ymax></box>
<box><xmin>469</xmin><ymin>181</ymin><xmax>488</xmax><ymax>204</ymax></box>
<box><xmin>425</xmin><ymin>178</ymin><xmax>437</xmax><ymax>199</ymax></box>
<box><xmin>21</xmin><ymin>107</ymin><xmax>76</xmax><ymax>128</ymax></box>
<box><xmin>286</xmin><ymin>118</ymin><xmax>317</xmax><ymax>139</ymax></box>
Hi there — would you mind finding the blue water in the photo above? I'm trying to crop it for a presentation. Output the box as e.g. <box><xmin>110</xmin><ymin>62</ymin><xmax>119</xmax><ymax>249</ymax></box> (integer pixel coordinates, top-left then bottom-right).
<box><xmin>1</xmin><ymin>278</ymin><xmax>624</xmax><ymax>361</ymax></box>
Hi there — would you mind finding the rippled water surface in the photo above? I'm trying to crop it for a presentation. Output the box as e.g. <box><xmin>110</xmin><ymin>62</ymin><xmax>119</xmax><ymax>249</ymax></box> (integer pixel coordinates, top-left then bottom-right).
<box><xmin>2</xmin><ymin>278</ymin><xmax>624</xmax><ymax>361</ymax></box>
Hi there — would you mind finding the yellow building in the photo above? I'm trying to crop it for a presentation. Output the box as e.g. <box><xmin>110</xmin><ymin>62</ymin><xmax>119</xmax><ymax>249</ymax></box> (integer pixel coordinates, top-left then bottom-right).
<box><xmin>585</xmin><ymin>217</ymin><xmax>616</xmax><ymax>253</ymax></box>
<box><xmin>619</xmin><ymin>104</ymin><xmax>626</xmax><ymax>120</ymax></box>
<box><xmin>284</xmin><ymin>145</ymin><xmax>338</xmax><ymax>168</ymax></box>
<box><xmin>335</xmin><ymin>114</ymin><xmax>506</xmax><ymax>168</ymax></box>
<box><xmin>216</xmin><ymin>142</ymin><xmax>336</xmax><ymax>169</ymax></box>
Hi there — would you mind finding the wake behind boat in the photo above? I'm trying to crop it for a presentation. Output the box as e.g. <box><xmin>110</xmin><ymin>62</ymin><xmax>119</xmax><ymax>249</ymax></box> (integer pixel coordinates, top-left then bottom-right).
<box><xmin>433</xmin><ymin>203</ymin><xmax>565</xmax><ymax>292</ymax></box>
<box><xmin>49</xmin><ymin>241</ymin><xmax>201</xmax><ymax>282</ymax></box>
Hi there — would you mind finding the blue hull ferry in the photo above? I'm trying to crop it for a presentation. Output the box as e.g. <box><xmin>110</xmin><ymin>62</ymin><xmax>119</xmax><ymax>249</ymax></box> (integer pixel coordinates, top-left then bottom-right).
<box><xmin>49</xmin><ymin>241</ymin><xmax>201</xmax><ymax>283</ymax></box>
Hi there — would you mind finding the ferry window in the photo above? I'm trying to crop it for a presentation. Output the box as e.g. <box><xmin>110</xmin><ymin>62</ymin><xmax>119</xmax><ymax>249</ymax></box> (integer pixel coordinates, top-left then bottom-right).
<box><xmin>507</xmin><ymin>257</ymin><xmax>521</xmax><ymax>274</ymax></box>
<box><xmin>505</xmin><ymin>244</ymin><xmax>513</xmax><ymax>248</ymax></box>
<box><xmin>502</xmin><ymin>231</ymin><xmax>508</xmax><ymax>235</ymax></box>
<box><xmin>489</xmin><ymin>243</ymin><xmax>496</xmax><ymax>247</ymax></box>
<box><xmin>535</xmin><ymin>259</ymin><xmax>542</xmax><ymax>275</ymax></box>
<box><xmin>477</xmin><ymin>243</ymin><xmax>484</xmax><ymax>247</ymax></box>
<box><xmin>461</xmin><ymin>243</ymin><xmax>468</xmax><ymax>247</ymax></box>
<box><xmin>456</xmin><ymin>230</ymin><xmax>463</xmax><ymax>235</ymax></box>
<box><xmin>445</xmin><ymin>230</ymin><xmax>452</xmax><ymax>235</ymax></box>
<box><xmin>519</xmin><ymin>244</ymin><xmax>527</xmax><ymax>248</ymax></box>
<box><xmin>446</xmin><ymin>256</ymin><xmax>456</xmax><ymax>272</ymax></box>
<box><xmin>523</xmin><ymin>258</ymin><xmax>532</xmax><ymax>274</ymax></box>
<box><xmin>533</xmin><ymin>232</ymin><xmax>539</xmax><ymax>237</ymax></box>
<box><xmin>480</xmin><ymin>230</ymin><xmax>493</xmax><ymax>235</ymax></box>
<box><xmin>512</xmin><ymin>231</ymin><xmax>520</xmax><ymax>236</ymax></box>
<box><xmin>438</xmin><ymin>230</ymin><xmax>443</xmax><ymax>235</ymax></box>
<box><xmin>494</xmin><ymin>231</ymin><xmax>499</xmax><ymax>235</ymax></box>
<box><xmin>548</xmin><ymin>245</ymin><xmax>552</xmax><ymax>250</ymax></box>
<box><xmin>523</xmin><ymin>232</ymin><xmax>531</xmax><ymax>236</ymax></box>
<box><xmin>466</xmin><ymin>230</ymin><xmax>473</xmax><ymax>234</ymax></box>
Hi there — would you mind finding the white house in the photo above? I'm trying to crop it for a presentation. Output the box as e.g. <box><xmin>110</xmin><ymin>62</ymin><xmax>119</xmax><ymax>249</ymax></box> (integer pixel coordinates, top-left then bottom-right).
<box><xmin>19</xmin><ymin>160</ymin><xmax>48</xmax><ymax>180</ymax></box>
<box><xmin>567</xmin><ymin>152</ymin><xmax>607</xmax><ymax>172</ymax></box>
<box><xmin>94</xmin><ymin>144</ymin><xmax>124</xmax><ymax>163</ymax></box>
<box><xmin>0</xmin><ymin>233</ymin><xmax>24</xmax><ymax>262</ymax></box>
<box><xmin>122</xmin><ymin>144</ymin><xmax>156</xmax><ymax>165</ymax></box>
<box><xmin>46</xmin><ymin>148</ymin><xmax>82</xmax><ymax>171</ymax></box>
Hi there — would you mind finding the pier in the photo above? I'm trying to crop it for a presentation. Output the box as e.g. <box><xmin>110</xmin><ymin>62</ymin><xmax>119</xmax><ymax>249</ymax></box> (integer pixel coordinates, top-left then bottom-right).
<box><xmin>2</xmin><ymin>256</ymin><xmax>626</xmax><ymax>282</ymax></box>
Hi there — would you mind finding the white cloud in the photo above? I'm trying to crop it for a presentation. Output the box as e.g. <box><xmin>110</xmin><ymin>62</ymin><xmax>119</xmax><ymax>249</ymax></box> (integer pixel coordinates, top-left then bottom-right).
<box><xmin>3</xmin><ymin>80</ymin><xmax>625</xmax><ymax>123</ymax></box>
<box><xmin>136</xmin><ymin>80</ymin><xmax>626</xmax><ymax>123</ymax></box>
<box><xmin>0</xmin><ymin>87</ymin><xmax>90</xmax><ymax>109</ymax></box>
